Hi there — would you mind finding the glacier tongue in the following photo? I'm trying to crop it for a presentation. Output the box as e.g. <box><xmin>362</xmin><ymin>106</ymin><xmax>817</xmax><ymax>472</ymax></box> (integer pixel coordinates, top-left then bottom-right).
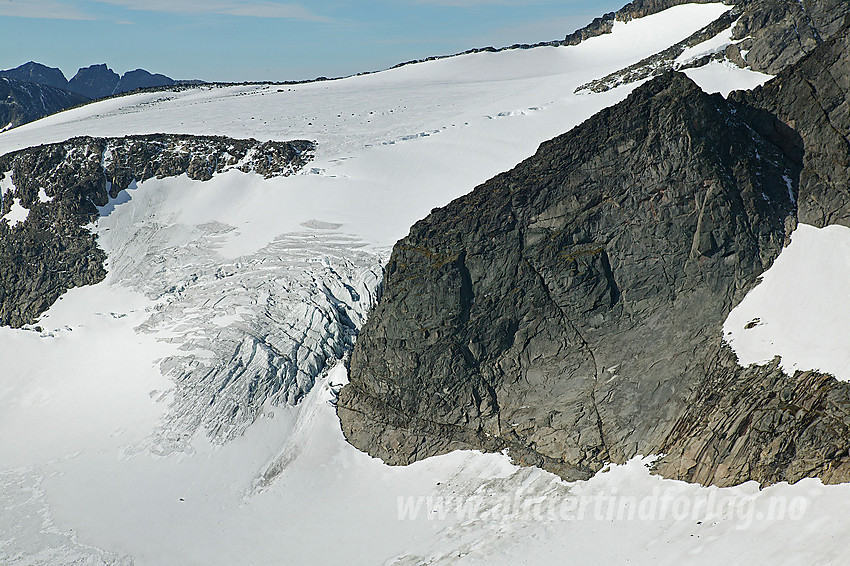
<box><xmin>94</xmin><ymin>176</ymin><xmax>382</xmax><ymax>453</ymax></box>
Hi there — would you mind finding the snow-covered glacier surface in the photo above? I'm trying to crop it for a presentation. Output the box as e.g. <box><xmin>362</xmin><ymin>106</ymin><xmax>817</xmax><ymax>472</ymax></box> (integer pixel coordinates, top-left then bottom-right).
<box><xmin>5</xmin><ymin>4</ymin><xmax>848</xmax><ymax>565</ymax></box>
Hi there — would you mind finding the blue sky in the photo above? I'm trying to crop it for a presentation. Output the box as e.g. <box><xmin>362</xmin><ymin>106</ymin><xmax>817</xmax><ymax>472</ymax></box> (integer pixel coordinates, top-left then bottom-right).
<box><xmin>0</xmin><ymin>0</ymin><xmax>626</xmax><ymax>82</ymax></box>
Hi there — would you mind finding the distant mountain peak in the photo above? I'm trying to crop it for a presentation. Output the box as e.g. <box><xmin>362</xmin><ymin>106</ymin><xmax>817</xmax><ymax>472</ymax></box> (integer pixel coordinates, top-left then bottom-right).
<box><xmin>68</xmin><ymin>63</ymin><xmax>120</xmax><ymax>99</ymax></box>
<box><xmin>114</xmin><ymin>68</ymin><xmax>175</xmax><ymax>94</ymax></box>
<box><xmin>0</xmin><ymin>62</ymin><xmax>68</xmax><ymax>91</ymax></box>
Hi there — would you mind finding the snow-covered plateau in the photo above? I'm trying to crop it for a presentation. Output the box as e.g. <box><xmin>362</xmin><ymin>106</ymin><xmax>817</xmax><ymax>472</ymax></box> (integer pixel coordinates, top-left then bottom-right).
<box><xmin>2</xmin><ymin>3</ymin><xmax>849</xmax><ymax>564</ymax></box>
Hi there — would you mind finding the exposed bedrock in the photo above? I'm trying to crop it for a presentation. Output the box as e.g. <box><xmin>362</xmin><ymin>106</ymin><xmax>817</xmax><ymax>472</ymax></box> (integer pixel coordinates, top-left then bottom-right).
<box><xmin>340</xmin><ymin>71</ymin><xmax>803</xmax><ymax>482</ymax></box>
<box><xmin>342</xmin><ymin>25</ymin><xmax>850</xmax><ymax>487</ymax></box>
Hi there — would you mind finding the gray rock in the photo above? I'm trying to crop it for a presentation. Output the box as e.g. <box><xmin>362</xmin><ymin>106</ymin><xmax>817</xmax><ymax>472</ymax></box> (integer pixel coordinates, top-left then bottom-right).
<box><xmin>649</xmin><ymin>17</ymin><xmax>850</xmax><ymax>487</ymax></box>
<box><xmin>343</xmin><ymin>19</ymin><xmax>850</xmax><ymax>489</ymax></box>
<box><xmin>654</xmin><ymin>346</ymin><xmax>850</xmax><ymax>487</ymax></box>
<box><xmin>731</xmin><ymin>0</ymin><xmax>848</xmax><ymax>74</ymax></box>
<box><xmin>732</xmin><ymin>17</ymin><xmax>850</xmax><ymax>228</ymax></box>
<box><xmin>339</xmin><ymin>72</ymin><xmax>800</xmax><ymax>481</ymax></box>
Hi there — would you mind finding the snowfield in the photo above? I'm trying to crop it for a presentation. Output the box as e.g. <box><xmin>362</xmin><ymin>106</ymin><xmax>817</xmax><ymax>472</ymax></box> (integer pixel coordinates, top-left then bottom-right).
<box><xmin>3</xmin><ymin>3</ymin><xmax>846</xmax><ymax>564</ymax></box>
<box><xmin>725</xmin><ymin>224</ymin><xmax>850</xmax><ymax>382</ymax></box>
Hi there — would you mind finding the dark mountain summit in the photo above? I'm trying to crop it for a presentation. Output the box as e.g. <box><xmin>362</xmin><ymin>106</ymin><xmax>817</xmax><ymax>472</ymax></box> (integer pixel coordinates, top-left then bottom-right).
<box><xmin>0</xmin><ymin>62</ymin><xmax>181</xmax><ymax>129</ymax></box>
<box><xmin>67</xmin><ymin>63</ymin><xmax>120</xmax><ymax>99</ymax></box>
<box><xmin>67</xmin><ymin>64</ymin><xmax>176</xmax><ymax>98</ymax></box>
<box><xmin>1</xmin><ymin>62</ymin><xmax>179</xmax><ymax>100</ymax></box>
<box><xmin>0</xmin><ymin>62</ymin><xmax>69</xmax><ymax>91</ymax></box>
<box><xmin>340</xmin><ymin>21</ymin><xmax>850</xmax><ymax>488</ymax></box>
<box><xmin>114</xmin><ymin>68</ymin><xmax>176</xmax><ymax>94</ymax></box>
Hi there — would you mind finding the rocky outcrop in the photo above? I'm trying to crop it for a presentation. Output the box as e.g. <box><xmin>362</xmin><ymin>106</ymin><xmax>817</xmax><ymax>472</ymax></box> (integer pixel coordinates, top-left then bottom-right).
<box><xmin>731</xmin><ymin>17</ymin><xmax>850</xmax><ymax>228</ymax></box>
<box><xmin>339</xmin><ymin>72</ymin><xmax>801</xmax><ymax>480</ymax></box>
<box><xmin>644</xmin><ymin>17</ymin><xmax>850</xmax><ymax>487</ymax></box>
<box><xmin>0</xmin><ymin>134</ymin><xmax>314</xmax><ymax>328</ymax></box>
<box><xmin>0</xmin><ymin>78</ymin><xmax>89</xmax><ymax>131</ymax></box>
<box><xmin>341</xmin><ymin>17</ymin><xmax>850</xmax><ymax>489</ymax></box>
<box><xmin>730</xmin><ymin>0</ymin><xmax>848</xmax><ymax>74</ymax></box>
<box><xmin>653</xmin><ymin>345</ymin><xmax>850</xmax><ymax>487</ymax></box>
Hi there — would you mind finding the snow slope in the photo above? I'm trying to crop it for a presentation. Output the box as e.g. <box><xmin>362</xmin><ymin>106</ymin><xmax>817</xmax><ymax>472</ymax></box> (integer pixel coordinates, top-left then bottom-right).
<box><xmin>683</xmin><ymin>60</ymin><xmax>773</xmax><ymax>97</ymax></box>
<box><xmin>725</xmin><ymin>224</ymin><xmax>850</xmax><ymax>381</ymax></box>
<box><xmin>4</xmin><ymin>3</ymin><xmax>842</xmax><ymax>565</ymax></box>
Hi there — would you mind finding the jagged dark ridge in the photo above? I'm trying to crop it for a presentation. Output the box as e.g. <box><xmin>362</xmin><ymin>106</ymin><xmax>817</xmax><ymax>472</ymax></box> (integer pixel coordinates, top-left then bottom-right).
<box><xmin>731</xmin><ymin>16</ymin><xmax>850</xmax><ymax>228</ymax></box>
<box><xmin>0</xmin><ymin>134</ymin><xmax>314</xmax><ymax>328</ymax></box>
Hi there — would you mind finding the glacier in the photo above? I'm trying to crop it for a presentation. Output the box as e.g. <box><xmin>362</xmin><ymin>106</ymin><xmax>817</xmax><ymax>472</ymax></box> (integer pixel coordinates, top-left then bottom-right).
<box><xmin>4</xmin><ymin>3</ymin><xmax>848</xmax><ymax>565</ymax></box>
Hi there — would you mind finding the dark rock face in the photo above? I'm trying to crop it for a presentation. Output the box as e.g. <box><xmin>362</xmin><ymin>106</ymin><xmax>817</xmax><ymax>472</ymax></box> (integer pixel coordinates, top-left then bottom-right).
<box><xmin>0</xmin><ymin>134</ymin><xmax>315</xmax><ymax>328</ymax></box>
<box><xmin>339</xmin><ymin>72</ymin><xmax>801</xmax><ymax>480</ymax></box>
<box><xmin>68</xmin><ymin>64</ymin><xmax>120</xmax><ymax>99</ymax></box>
<box><xmin>114</xmin><ymin>69</ymin><xmax>176</xmax><ymax>95</ymax></box>
<box><xmin>0</xmin><ymin>62</ymin><xmax>69</xmax><ymax>91</ymax></box>
<box><xmin>732</xmin><ymin>18</ymin><xmax>850</xmax><ymax>228</ymax></box>
<box><xmin>563</xmin><ymin>14</ymin><xmax>615</xmax><ymax>46</ymax></box>
<box><xmin>342</xmin><ymin>17</ymin><xmax>850</xmax><ymax>489</ymax></box>
<box><xmin>645</xmin><ymin>19</ymin><xmax>850</xmax><ymax>487</ymax></box>
<box><xmin>731</xmin><ymin>0</ymin><xmax>848</xmax><ymax>74</ymax></box>
<box><xmin>0</xmin><ymin>78</ymin><xmax>90</xmax><ymax>130</ymax></box>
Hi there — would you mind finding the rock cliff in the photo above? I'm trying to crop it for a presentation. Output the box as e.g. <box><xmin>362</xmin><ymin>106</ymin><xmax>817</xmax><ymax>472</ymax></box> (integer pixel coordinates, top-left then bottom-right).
<box><xmin>341</xmin><ymin>19</ymin><xmax>850</xmax><ymax>488</ymax></box>
<box><xmin>339</xmin><ymin>72</ymin><xmax>800</xmax><ymax>480</ymax></box>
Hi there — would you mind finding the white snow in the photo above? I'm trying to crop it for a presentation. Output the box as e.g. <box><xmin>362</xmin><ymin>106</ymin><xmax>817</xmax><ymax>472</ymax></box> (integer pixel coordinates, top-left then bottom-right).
<box><xmin>38</xmin><ymin>186</ymin><xmax>53</xmax><ymax>203</ymax></box>
<box><xmin>0</xmin><ymin>4</ymin><xmax>733</xmax><ymax>164</ymax></box>
<box><xmin>725</xmin><ymin>223</ymin><xmax>850</xmax><ymax>381</ymax></box>
<box><xmin>0</xmin><ymin>285</ymin><xmax>175</xmax><ymax>469</ymax></box>
<box><xmin>7</xmin><ymin>361</ymin><xmax>850</xmax><ymax>565</ymax></box>
<box><xmin>675</xmin><ymin>22</ymin><xmax>737</xmax><ymax>66</ymax></box>
<box><xmin>0</xmin><ymin>170</ymin><xmax>13</xmax><ymax>195</ymax></box>
<box><xmin>2</xmin><ymin>196</ymin><xmax>30</xmax><ymax>227</ymax></box>
<box><xmin>683</xmin><ymin>60</ymin><xmax>773</xmax><ymax>96</ymax></box>
<box><xmin>2</xmin><ymin>3</ymin><xmax>840</xmax><ymax>565</ymax></box>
